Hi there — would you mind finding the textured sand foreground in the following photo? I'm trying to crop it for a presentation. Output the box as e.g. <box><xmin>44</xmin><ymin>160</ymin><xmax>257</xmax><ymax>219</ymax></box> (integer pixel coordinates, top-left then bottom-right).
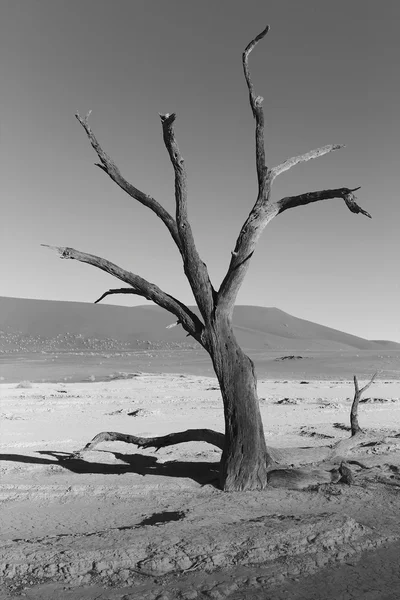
<box><xmin>2</xmin><ymin>375</ymin><xmax>400</xmax><ymax>599</ymax></box>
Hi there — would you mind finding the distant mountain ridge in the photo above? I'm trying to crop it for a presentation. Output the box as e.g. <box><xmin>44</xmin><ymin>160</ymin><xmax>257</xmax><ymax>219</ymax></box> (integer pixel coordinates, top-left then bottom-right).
<box><xmin>1</xmin><ymin>296</ymin><xmax>398</xmax><ymax>353</ymax></box>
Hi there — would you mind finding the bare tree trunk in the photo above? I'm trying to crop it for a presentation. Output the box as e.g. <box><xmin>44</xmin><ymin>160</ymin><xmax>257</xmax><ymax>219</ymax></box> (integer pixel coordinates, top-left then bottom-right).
<box><xmin>350</xmin><ymin>372</ymin><xmax>377</xmax><ymax>436</ymax></box>
<box><xmin>350</xmin><ymin>376</ymin><xmax>363</xmax><ymax>436</ymax></box>
<box><xmin>205</xmin><ymin>312</ymin><xmax>271</xmax><ymax>491</ymax></box>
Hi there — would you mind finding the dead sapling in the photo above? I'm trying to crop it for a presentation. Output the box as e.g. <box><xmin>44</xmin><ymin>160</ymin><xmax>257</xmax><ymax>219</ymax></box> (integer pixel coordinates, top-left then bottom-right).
<box><xmin>350</xmin><ymin>372</ymin><xmax>378</xmax><ymax>436</ymax></box>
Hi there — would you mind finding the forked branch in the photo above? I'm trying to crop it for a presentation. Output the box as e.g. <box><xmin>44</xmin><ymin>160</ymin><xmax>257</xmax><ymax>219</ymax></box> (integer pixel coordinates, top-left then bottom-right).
<box><xmin>350</xmin><ymin>372</ymin><xmax>378</xmax><ymax>436</ymax></box>
<box><xmin>75</xmin><ymin>111</ymin><xmax>182</xmax><ymax>253</ymax></box>
<box><xmin>277</xmin><ymin>187</ymin><xmax>371</xmax><ymax>218</ymax></box>
<box><xmin>42</xmin><ymin>245</ymin><xmax>204</xmax><ymax>342</ymax></box>
<box><xmin>218</xmin><ymin>28</ymin><xmax>369</xmax><ymax>313</ymax></box>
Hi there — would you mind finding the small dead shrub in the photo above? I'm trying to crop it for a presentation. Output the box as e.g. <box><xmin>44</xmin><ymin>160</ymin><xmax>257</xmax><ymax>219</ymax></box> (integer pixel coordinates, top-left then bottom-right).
<box><xmin>16</xmin><ymin>380</ymin><xmax>33</xmax><ymax>389</ymax></box>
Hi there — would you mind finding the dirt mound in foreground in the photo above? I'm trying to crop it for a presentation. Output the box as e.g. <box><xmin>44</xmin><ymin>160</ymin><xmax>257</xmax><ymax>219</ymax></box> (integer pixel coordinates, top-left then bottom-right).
<box><xmin>1</xmin><ymin>512</ymin><xmax>394</xmax><ymax>598</ymax></box>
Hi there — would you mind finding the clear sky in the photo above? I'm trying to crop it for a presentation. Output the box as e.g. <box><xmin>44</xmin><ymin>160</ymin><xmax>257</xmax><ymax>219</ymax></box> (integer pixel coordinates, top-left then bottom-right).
<box><xmin>1</xmin><ymin>0</ymin><xmax>399</xmax><ymax>341</ymax></box>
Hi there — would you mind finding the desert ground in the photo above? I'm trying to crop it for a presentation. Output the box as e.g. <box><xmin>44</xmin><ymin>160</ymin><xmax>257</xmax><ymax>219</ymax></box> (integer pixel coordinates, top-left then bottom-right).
<box><xmin>2</xmin><ymin>368</ymin><xmax>400</xmax><ymax>600</ymax></box>
<box><xmin>2</xmin><ymin>299</ymin><xmax>400</xmax><ymax>598</ymax></box>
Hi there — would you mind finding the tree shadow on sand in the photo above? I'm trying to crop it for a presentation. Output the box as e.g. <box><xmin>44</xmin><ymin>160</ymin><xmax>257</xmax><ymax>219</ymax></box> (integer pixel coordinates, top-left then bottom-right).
<box><xmin>0</xmin><ymin>451</ymin><xmax>220</xmax><ymax>487</ymax></box>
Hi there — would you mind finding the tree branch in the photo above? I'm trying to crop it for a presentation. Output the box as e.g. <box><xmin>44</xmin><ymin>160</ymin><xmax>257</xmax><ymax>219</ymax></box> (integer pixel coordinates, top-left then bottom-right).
<box><xmin>75</xmin><ymin>429</ymin><xmax>225</xmax><ymax>455</ymax></box>
<box><xmin>243</xmin><ymin>25</ymin><xmax>270</xmax><ymax>187</ymax></box>
<box><xmin>75</xmin><ymin>111</ymin><xmax>182</xmax><ymax>253</ymax></box>
<box><xmin>277</xmin><ymin>187</ymin><xmax>371</xmax><ymax>218</ymax></box>
<box><xmin>271</xmin><ymin>144</ymin><xmax>345</xmax><ymax>179</ymax></box>
<box><xmin>159</xmin><ymin>112</ymin><xmax>215</xmax><ymax>321</ymax></box>
<box><xmin>94</xmin><ymin>287</ymin><xmax>142</xmax><ymax>304</ymax></box>
<box><xmin>217</xmin><ymin>26</ymin><xmax>273</xmax><ymax>314</ymax></box>
<box><xmin>42</xmin><ymin>245</ymin><xmax>204</xmax><ymax>343</ymax></box>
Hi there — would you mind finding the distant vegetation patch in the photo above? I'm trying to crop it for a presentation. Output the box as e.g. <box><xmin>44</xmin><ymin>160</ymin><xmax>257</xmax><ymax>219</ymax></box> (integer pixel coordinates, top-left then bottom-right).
<box><xmin>0</xmin><ymin>329</ymin><xmax>195</xmax><ymax>353</ymax></box>
<box><xmin>275</xmin><ymin>355</ymin><xmax>304</xmax><ymax>361</ymax></box>
<box><xmin>106</xmin><ymin>408</ymin><xmax>156</xmax><ymax>417</ymax></box>
<box><xmin>275</xmin><ymin>397</ymin><xmax>299</xmax><ymax>405</ymax></box>
<box><xmin>127</xmin><ymin>408</ymin><xmax>153</xmax><ymax>417</ymax></box>
<box><xmin>360</xmin><ymin>397</ymin><xmax>398</xmax><ymax>404</ymax></box>
<box><xmin>299</xmin><ymin>426</ymin><xmax>334</xmax><ymax>439</ymax></box>
<box><xmin>333</xmin><ymin>423</ymin><xmax>351</xmax><ymax>431</ymax></box>
<box><xmin>319</xmin><ymin>401</ymin><xmax>341</xmax><ymax>409</ymax></box>
<box><xmin>15</xmin><ymin>380</ymin><xmax>33</xmax><ymax>389</ymax></box>
<box><xmin>138</xmin><ymin>510</ymin><xmax>186</xmax><ymax>527</ymax></box>
<box><xmin>108</xmin><ymin>372</ymin><xmax>141</xmax><ymax>381</ymax></box>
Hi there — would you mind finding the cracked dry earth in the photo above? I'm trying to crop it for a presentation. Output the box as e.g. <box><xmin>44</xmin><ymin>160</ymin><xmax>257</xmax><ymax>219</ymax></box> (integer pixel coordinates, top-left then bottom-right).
<box><xmin>2</xmin><ymin>375</ymin><xmax>400</xmax><ymax>599</ymax></box>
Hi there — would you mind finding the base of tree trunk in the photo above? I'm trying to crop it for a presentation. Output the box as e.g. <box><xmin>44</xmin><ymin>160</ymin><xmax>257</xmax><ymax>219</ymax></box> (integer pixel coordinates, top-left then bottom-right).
<box><xmin>70</xmin><ymin>428</ymin><xmax>400</xmax><ymax>491</ymax></box>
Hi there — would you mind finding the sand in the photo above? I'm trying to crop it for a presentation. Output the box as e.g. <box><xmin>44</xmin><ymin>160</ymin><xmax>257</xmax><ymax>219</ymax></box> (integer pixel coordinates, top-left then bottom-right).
<box><xmin>2</xmin><ymin>374</ymin><xmax>400</xmax><ymax>599</ymax></box>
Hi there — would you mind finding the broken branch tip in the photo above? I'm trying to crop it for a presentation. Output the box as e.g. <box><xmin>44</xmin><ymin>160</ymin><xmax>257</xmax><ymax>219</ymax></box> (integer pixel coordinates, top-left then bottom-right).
<box><xmin>75</xmin><ymin>110</ymin><xmax>92</xmax><ymax>125</ymax></box>
<box><xmin>256</xmin><ymin>24</ymin><xmax>270</xmax><ymax>39</ymax></box>
<box><xmin>41</xmin><ymin>243</ymin><xmax>59</xmax><ymax>251</ymax></box>
<box><xmin>159</xmin><ymin>112</ymin><xmax>176</xmax><ymax>124</ymax></box>
<box><xmin>244</xmin><ymin>24</ymin><xmax>270</xmax><ymax>58</ymax></box>
<box><xmin>41</xmin><ymin>244</ymin><xmax>69</xmax><ymax>258</ymax></box>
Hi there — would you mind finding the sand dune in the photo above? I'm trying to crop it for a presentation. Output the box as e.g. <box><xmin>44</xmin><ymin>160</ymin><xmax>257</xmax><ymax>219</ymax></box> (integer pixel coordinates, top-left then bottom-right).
<box><xmin>2</xmin><ymin>297</ymin><xmax>400</xmax><ymax>383</ymax></box>
<box><xmin>1</xmin><ymin>297</ymin><xmax>398</xmax><ymax>353</ymax></box>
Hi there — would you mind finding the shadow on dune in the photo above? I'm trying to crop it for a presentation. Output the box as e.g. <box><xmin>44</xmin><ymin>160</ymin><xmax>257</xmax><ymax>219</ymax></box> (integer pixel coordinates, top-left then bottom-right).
<box><xmin>0</xmin><ymin>451</ymin><xmax>220</xmax><ymax>487</ymax></box>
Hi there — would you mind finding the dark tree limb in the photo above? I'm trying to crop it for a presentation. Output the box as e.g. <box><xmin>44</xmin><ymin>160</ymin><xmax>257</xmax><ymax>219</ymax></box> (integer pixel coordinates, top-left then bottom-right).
<box><xmin>42</xmin><ymin>245</ymin><xmax>204</xmax><ymax>343</ymax></box>
<box><xmin>75</xmin><ymin>429</ymin><xmax>225</xmax><ymax>455</ymax></box>
<box><xmin>159</xmin><ymin>113</ymin><xmax>215</xmax><ymax>321</ymax></box>
<box><xmin>243</xmin><ymin>24</ymin><xmax>270</xmax><ymax>185</ymax></box>
<box><xmin>94</xmin><ymin>288</ymin><xmax>139</xmax><ymax>304</ymax></box>
<box><xmin>217</xmin><ymin>26</ymin><xmax>274</xmax><ymax>314</ymax></box>
<box><xmin>73</xmin><ymin>427</ymin><xmax>371</xmax><ymax>467</ymax></box>
<box><xmin>350</xmin><ymin>372</ymin><xmax>378</xmax><ymax>436</ymax></box>
<box><xmin>277</xmin><ymin>187</ymin><xmax>371</xmax><ymax>218</ymax></box>
<box><xmin>271</xmin><ymin>144</ymin><xmax>344</xmax><ymax>180</ymax></box>
<box><xmin>75</xmin><ymin>111</ymin><xmax>183</xmax><ymax>253</ymax></box>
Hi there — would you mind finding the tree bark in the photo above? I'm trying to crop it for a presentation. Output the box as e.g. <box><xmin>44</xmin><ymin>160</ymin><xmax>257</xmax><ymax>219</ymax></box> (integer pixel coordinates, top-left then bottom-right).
<box><xmin>350</xmin><ymin>376</ymin><xmax>363</xmax><ymax>436</ymax></box>
<box><xmin>350</xmin><ymin>372</ymin><xmax>377</xmax><ymax>436</ymax></box>
<box><xmin>205</xmin><ymin>311</ymin><xmax>271</xmax><ymax>491</ymax></box>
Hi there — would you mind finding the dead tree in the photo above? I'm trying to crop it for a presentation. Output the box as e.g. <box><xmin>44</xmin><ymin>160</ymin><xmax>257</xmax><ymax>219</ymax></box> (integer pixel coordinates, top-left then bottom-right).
<box><xmin>350</xmin><ymin>372</ymin><xmax>378</xmax><ymax>436</ymax></box>
<box><xmin>44</xmin><ymin>26</ymin><xmax>372</xmax><ymax>491</ymax></box>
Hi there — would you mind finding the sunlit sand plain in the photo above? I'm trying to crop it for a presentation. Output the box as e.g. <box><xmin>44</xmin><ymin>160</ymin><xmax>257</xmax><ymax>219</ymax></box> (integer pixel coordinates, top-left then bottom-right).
<box><xmin>2</xmin><ymin>299</ymin><xmax>400</xmax><ymax>599</ymax></box>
